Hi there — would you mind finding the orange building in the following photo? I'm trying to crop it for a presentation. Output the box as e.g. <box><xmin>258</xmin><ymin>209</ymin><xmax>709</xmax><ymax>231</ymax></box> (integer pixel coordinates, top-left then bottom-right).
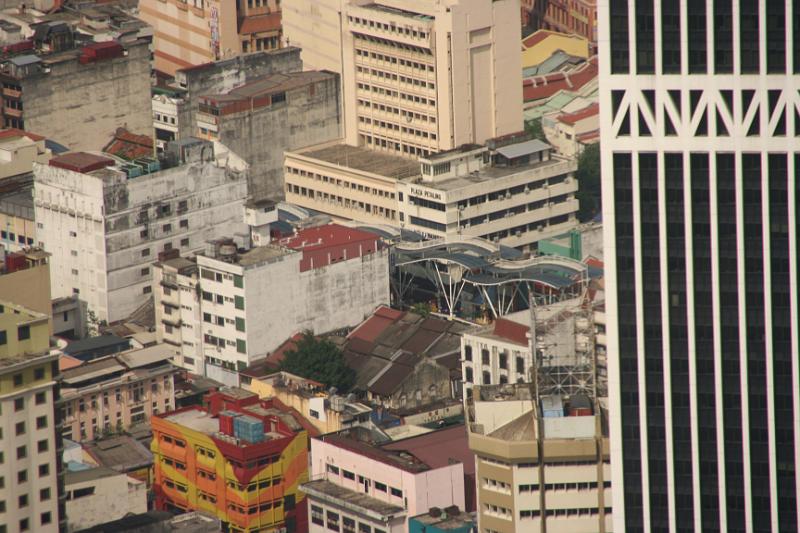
<box><xmin>151</xmin><ymin>388</ymin><xmax>316</xmax><ymax>533</ymax></box>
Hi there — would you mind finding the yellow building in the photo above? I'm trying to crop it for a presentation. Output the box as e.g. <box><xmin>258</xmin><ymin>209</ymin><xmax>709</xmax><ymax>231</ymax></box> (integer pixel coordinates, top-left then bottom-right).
<box><xmin>0</xmin><ymin>300</ymin><xmax>62</xmax><ymax>532</ymax></box>
<box><xmin>0</xmin><ymin>299</ymin><xmax>49</xmax><ymax>359</ymax></box>
<box><xmin>521</xmin><ymin>29</ymin><xmax>590</xmax><ymax>70</ymax></box>
<box><xmin>0</xmin><ymin>249</ymin><xmax>52</xmax><ymax>332</ymax></box>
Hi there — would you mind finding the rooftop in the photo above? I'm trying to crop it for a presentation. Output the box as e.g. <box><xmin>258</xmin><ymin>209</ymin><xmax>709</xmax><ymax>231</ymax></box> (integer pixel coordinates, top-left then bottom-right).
<box><xmin>83</xmin><ymin>435</ymin><xmax>154</xmax><ymax>472</ymax></box>
<box><xmin>412</xmin><ymin>507</ymin><xmax>475</xmax><ymax>530</ymax></box>
<box><xmin>297</xmin><ymin>142</ymin><xmax>420</xmax><ymax>180</ymax></box>
<box><xmin>320</xmin><ymin>431</ymin><xmax>434</xmax><ymax>473</ymax></box>
<box><xmin>162</xmin><ymin>408</ymin><xmax>220</xmax><ymax>436</ymax></box>
<box><xmin>202</xmin><ymin>71</ymin><xmax>333</xmax><ymax>111</ymax></box>
<box><xmin>301</xmin><ymin>479</ymin><xmax>406</xmax><ymax>520</ymax></box>
<box><xmin>65</xmin><ymin>465</ymin><xmax>124</xmax><ymax>485</ymax></box>
<box><xmin>557</xmin><ymin>102</ymin><xmax>600</xmax><ymax>125</ymax></box>
<box><xmin>48</xmin><ymin>152</ymin><xmax>114</xmax><ymax>174</ymax></box>
<box><xmin>382</xmin><ymin>425</ymin><xmax>474</xmax><ymax>475</ymax></box>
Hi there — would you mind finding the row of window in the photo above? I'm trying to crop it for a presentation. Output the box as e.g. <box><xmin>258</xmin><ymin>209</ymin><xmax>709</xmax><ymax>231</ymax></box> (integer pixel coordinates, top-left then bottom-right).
<box><xmin>311</xmin><ymin>504</ymin><xmax>387</xmax><ymax>533</ymax></box>
<box><xmin>355</xmin><ymin>48</ymin><xmax>434</xmax><ymax>73</ymax></box>
<box><xmin>285</xmin><ymin>166</ymin><xmax>398</xmax><ymax>199</ymax></box>
<box><xmin>202</xmin><ymin>289</ymin><xmax>245</xmax><ymax>310</ymax></box>
<box><xmin>286</xmin><ymin>183</ymin><xmax>398</xmax><ymax>221</ymax></box>
<box><xmin>348</xmin><ymin>16</ymin><xmax>429</xmax><ymax>40</ymax></box>
<box><xmin>465</xmin><ymin>346</ymin><xmax>526</xmax><ymax>372</ymax></box>
<box><xmin>456</xmin><ymin>174</ymin><xmax>569</xmax><ymax>210</ymax></box>
<box><xmin>356</xmin><ymin>81</ymin><xmax>436</xmax><ymax>107</ymax></box>
<box><xmin>0</xmin><ymin>230</ymin><xmax>34</xmax><ymax>246</ymax></box>
<box><xmin>479</xmin><ymin>214</ymin><xmax>573</xmax><ymax>244</ymax></box>
<box><xmin>518</xmin><ymin>481</ymin><xmax>612</xmax><ymax>493</ymax></box>
<box><xmin>326</xmin><ymin>463</ymin><xmax>404</xmax><ymax>499</ymax></box>
<box><xmin>357</xmin><ymin>98</ymin><xmax>437</xmax><ymax>125</ymax></box>
<box><xmin>356</xmin><ymin>65</ymin><xmax>435</xmax><ymax>90</ymax></box>
<box><xmin>519</xmin><ymin>506</ymin><xmax>612</xmax><ymax>519</ymax></box>
<box><xmin>0</xmin><ymin>512</ymin><xmax>52</xmax><ymax>532</ymax></box>
<box><xmin>357</xmin><ymin>115</ymin><xmax>437</xmax><ymax>140</ymax></box>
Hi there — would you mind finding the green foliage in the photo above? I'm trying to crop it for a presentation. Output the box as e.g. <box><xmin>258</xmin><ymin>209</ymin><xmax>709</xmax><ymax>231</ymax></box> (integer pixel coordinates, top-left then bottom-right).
<box><xmin>279</xmin><ymin>331</ymin><xmax>356</xmax><ymax>392</ymax></box>
<box><xmin>524</xmin><ymin>118</ymin><xmax>546</xmax><ymax>141</ymax></box>
<box><xmin>87</xmin><ymin>309</ymin><xmax>101</xmax><ymax>338</ymax></box>
<box><xmin>411</xmin><ymin>302</ymin><xmax>431</xmax><ymax>317</ymax></box>
<box><xmin>575</xmin><ymin>142</ymin><xmax>601</xmax><ymax>222</ymax></box>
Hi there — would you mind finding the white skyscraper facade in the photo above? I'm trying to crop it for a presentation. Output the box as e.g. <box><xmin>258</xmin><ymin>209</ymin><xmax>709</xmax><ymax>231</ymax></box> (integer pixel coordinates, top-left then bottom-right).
<box><xmin>599</xmin><ymin>1</ymin><xmax>799</xmax><ymax>532</ymax></box>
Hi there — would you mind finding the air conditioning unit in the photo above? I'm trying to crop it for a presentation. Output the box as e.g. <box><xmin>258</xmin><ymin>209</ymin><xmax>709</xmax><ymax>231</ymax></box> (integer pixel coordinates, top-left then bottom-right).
<box><xmin>524</xmin><ymin>186</ymin><xmax>531</xmax><ymax>194</ymax></box>
<box><xmin>538</xmin><ymin>226</ymin><xmax>544</xmax><ymax>232</ymax></box>
<box><xmin>505</xmin><ymin>192</ymin><xmax>512</xmax><ymax>199</ymax></box>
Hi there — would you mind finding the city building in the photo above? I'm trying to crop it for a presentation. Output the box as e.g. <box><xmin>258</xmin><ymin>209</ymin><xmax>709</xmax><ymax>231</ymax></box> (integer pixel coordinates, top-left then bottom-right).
<box><xmin>536</xmin><ymin>0</ymin><xmax>597</xmax><ymax>47</ymax></box>
<box><xmin>340</xmin><ymin>305</ymin><xmax>470</xmax><ymax>409</ymax></box>
<box><xmin>284</xmin><ymin>0</ymin><xmax>523</xmax><ymax>156</ymax></box>
<box><xmin>467</xmin><ymin>383</ymin><xmax>611</xmax><ymax>533</ymax></box>
<box><xmin>64</xmin><ymin>466</ymin><xmax>148</xmax><ymax>532</ymax></box>
<box><xmin>34</xmin><ymin>139</ymin><xmax>249</xmax><ymax>323</ymax></box>
<box><xmin>0</xmin><ymin>247</ymin><xmax>51</xmax><ymax>327</ymax></box>
<box><xmin>301</xmin><ymin>426</ymin><xmax>466</xmax><ymax>532</ymax></box>
<box><xmin>0</xmin><ymin>128</ymin><xmax>50</xmax><ymax>180</ymax></box>
<box><xmin>242</xmin><ymin>370</ymin><xmax>372</xmax><ymax>435</ymax></box>
<box><xmin>82</xmin><ymin>435</ymin><xmax>154</xmax><ymax>486</ymax></box>
<box><xmin>521</xmin><ymin>29</ymin><xmax>590</xmax><ymax>73</ymax></box>
<box><xmin>600</xmin><ymin>1</ymin><xmax>799</xmax><ymax>531</ymax></box>
<box><xmin>285</xmin><ymin>135</ymin><xmax>579</xmax><ymax>250</ymax></box>
<box><xmin>152</xmin><ymin>89</ymin><xmax>185</xmax><ymax>152</ymax></box>
<box><xmin>0</xmin><ymin>300</ymin><xmax>62</xmax><ymax>533</ymax></box>
<box><xmin>150</xmin><ymin>388</ymin><xmax>315</xmax><ymax>533</ymax></box>
<box><xmin>523</xmin><ymin>56</ymin><xmax>598</xmax><ymax>108</ymax></box>
<box><xmin>0</xmin><ymin>32</ymin><xmax>152</xmax><ymax>151</ymax></box>
<box><xmin>196</xmin><ymin>70</ymin><xmax>341</xmax><ymax>199</ymax></box>
<box><xmin>139</xmin><ymin>0</ymin><xmax>283</xmax><ymax>76</ymax></box>
<box><xmin>409</xmin><ymin>507</ymin><xmax>475</xmax><ymax>533</ymax></box>
<box><xmin>170</xmin><ymin>47</ymin><xmax>302</xmax><ymax>141</ymax></box>
<box><xmin>543</xmin><ymin>102</ymin><xmax>599</xmax><ymax>157</ymax></box>
<box><xmin>76</xmin><ymin>510</ymin><xmax>222</xmax><ymax>532</ymax></box>
<box><xmin>59</xmin><ymin>344</ymin><xmax>180</xmax><ymax>442</ymax></box>
<box><xmin>154</xmin><ymin>223</ymin><xmax>390</xmax><ymax>384</ymax></box>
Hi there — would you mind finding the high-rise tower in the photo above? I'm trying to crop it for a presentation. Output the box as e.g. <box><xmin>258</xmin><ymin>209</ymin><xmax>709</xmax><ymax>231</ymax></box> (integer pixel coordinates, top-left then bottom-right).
<box><xmin>599</xmin><ymin>1</ymin><xmax>799</xmax><ymax>531</ymax></box>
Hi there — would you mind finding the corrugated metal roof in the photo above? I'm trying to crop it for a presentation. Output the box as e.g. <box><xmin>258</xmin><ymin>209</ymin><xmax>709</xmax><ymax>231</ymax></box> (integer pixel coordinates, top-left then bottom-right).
<box><xmin>10</xmin><ymin>54</ymin><xmax>40</xmax><ymax>66</ymax></box>
<box><xmin>495</xmin><ymin>139</ymin><xmax>550</xmax><ymax>160</ymax></box>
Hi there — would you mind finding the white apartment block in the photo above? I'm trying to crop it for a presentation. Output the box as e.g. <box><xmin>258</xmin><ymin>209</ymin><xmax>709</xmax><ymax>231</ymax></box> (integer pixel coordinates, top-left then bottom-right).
<box><xmin>284</xmin><ymin>0</ymin><xmax>523</xmax><ymax>157</ymax></box>
<box><xmin>153</xmin><ymin>224</ymin><xmax>390</xmax><ymax>385</ymax></box>
<box><xmin>33</xmin><ymin>140</ymin><xmax>249</xmax><ymax>323</ymax></box>
<box><xmin>152</xmin><ymin>92</ymin><xmax>183</xmax><ymax>152</ymax></box>
<box><xmin>285</xmin><ymin>136</ymin><xmax>578</xmax><ymax>250</ymax></box>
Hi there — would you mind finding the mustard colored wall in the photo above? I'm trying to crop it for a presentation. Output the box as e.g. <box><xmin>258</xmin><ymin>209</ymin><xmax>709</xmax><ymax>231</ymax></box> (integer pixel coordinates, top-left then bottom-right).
<box><xmin>522</xmin><ymin>30</ymin><xmax>590</xmax><ymax>69</ymax></box>
<box><xmin>0</xmin><ymin>301</ymin><xmax>49</xmax><ymax>359</ymax></box>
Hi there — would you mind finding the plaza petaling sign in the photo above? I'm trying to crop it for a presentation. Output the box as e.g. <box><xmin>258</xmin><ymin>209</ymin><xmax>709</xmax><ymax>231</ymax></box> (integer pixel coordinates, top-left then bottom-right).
<box><xmin>210</xmin><ymin>7</ymin><xmax>220</xmax><ymax>59</ymax></box>
<box><xmin>409</xmin><ymin>186</ymin><xmax>443</xmax><ymax>202</ymax></box>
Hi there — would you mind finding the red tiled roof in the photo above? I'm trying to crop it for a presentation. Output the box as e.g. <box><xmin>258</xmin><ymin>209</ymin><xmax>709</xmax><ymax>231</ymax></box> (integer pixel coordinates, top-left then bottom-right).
<box><xmin>522</xmin><ymin>56</ymin><xmax>598</xmax><ymax>102</ymax></box>
<box><xmin>557</xmin><ymin>102</ymin><xmax>599</xmax><ymax>125</ymax></box>
<box><xmin>103</xmin><ymin>127</ymin><xmax>153</xmax><ymax>160</ymax></box>
<box><xmin>281</xmin><ymin>224</ymin><xmax>382</xmax><ymax>272</ymax></box>
<box><xmin>59</xmin><ymin>354</ymin><xmax>83</xmax><ymax>371</ymax></box>
<box><xmin>577</xmin><ymin>129</ymin><xmax>600</xmax><ymax>142</ymax></box>
<box><xmin>263</xmin><ymin>332</ymin><xmax>304</xmax><ymax>367</ymax></box>
<box><xmin>239</xmin><ymin>13</ymin><xmax>281</xmax><ymax>35</ymax></box>
<box><xmin>382</xmin><ymin>425</ymin><xmax>474</xmax><ymax>475</ymax></box>
<box><xmin>522</xmin><ymin>29</ymin><xmax>556</xmax><ymax>49</ymax></box>
<box><xmin>492</xmin><ymin>318</ymin><xmax>530</xmax><ymax>346</ymax></box>
<box><xmin>348</xmin><ymin>305</ymin><xmax>405</xmax><ymax>343</ymax></box>
<box><xmin>0</xmin><ymin>128</ymin><xmax>45</xmax><ymax>142</ymax></box>
<box><xmin>49</xmin><ymin>152</ymin><xmax>114</xmax><ymax>173</ymax></box>
<box><xmin>585</xmin><ymin>256</ymin><xmax>604</xmax><ymax>270</ymax></box>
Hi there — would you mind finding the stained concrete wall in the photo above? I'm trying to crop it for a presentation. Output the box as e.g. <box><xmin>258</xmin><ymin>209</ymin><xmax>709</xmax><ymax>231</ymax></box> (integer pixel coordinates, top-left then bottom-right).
<box><xmin>21</xmin><ymin>39</ymin><xmax>152</xmax><ymax>151</ymax></box>
<box><xmin>218</xmin><ymin>72</ymin><xmax>341</xmax><ymax>199</ymax></box>
<box><xmin>175</xmin><ymin>48</ymin><xmax>303</xmax><ymax>140</ymax></box>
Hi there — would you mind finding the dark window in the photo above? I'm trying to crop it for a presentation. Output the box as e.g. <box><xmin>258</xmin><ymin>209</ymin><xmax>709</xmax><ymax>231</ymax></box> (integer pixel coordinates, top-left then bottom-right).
<box><xmin>661</xmin><ymin>0</ymin><xmax>680</xmax><ymax>73</ymax></box>
<box><xmin>13</xmin><ymin>373</ymin><xmax>22</xmax><ymax>386</ymax></box>
<box><xmin>14</xmin><ymin>398</ymin><xmax>24</xmax><ymax>411</ymax></box>
<box><xmin>739</xmin><ymin>0</ymin><xmax>760</xmax><ymax>73</ymax></box>
<box><xmin>687</xmin><ymin>1</ymin><xmax>707</xmax><ymax>73</ymax></box>
<box><xmin>481</xmin><ymin>349</ymin><xmax>490</xmax><ymax>365</ymax></box>
<box><xmin>635</xmin><ymin>0</ymin><xmax>655</xmax><ymax>73</ymax></box>
<box><xmin>465</xmin><ymin>367</ymin><xmax>473</xmax><ymax>383</ymax></box>
<box><xmin>34</xmin><ymin>367</ymin><xmax>44</xmax><ymax>380</ymax></box>
<box><xmin>766</xmin><ymin>0</ymin><xmax>786</xmax><ymax>73</ymax></box>
<box><xmin>0</xmin><ymin>330</ymin><xmax>5</xmax><ymax>345</ymax></box>
<box><xmin>17</xmin><ymin>325</ymin><xmax>30</xmax><ymax>340</ymax></box>
<box><xmin>713</xmin><ymin>0</ymin><xmax>733</xmax><ymax>73</ymax></box>
<box><xmin>610</xmin><ymin>0</ymin><xmax>630</xmax><ymax>73</ymax></box>
<box><xmin>464</xmin><ymin>345</ymin><xmax>472</xmax><ymax>361</ymax></box>
<box><xmin>35</xmin><ymin>392</ymin><xmax>45</xmax><ymax>405</ymax></box>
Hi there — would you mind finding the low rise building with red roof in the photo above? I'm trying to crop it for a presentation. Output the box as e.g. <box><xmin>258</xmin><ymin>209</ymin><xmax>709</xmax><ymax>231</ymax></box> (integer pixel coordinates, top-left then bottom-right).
<box><xmin>543</xmin><ymin>102</ymin><xmax>600</xmax><ymax>157</ymax></box>
<box><xmin>523</xmin><ymin>56</ymin><xmax>598</xmax><ymax>105</ymax></box>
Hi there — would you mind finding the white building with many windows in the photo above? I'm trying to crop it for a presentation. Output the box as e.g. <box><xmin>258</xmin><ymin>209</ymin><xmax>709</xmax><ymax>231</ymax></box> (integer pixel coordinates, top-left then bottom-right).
<box><xmin>33</xmin><ymin>139</ymin><xmax>249</xmax><ymax>323</ymax></box>
<box><xmin>600</xmin><ymin>1</ymin><xmax>799</xmax><ymax>531</ymax></box>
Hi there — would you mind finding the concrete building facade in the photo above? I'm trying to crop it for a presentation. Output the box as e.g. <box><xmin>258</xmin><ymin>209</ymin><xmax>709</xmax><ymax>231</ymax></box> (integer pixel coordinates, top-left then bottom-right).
<box><xmin>0</xmin><ymin>301</ymin><xmax>62</xmax><ymax>533</ymax></box>
<box><xmin>196</xmin><ymin>70</ymin><xmax>341</xmax><ymax>199</ymax></box>
<box><xmin>154</xmin><ymin>224</ymin><xmax>389</xmax><ymax>384</ymax></box>
<box><xmin>285</xmin><ymin>136</ymin><xmax>579</xmax><ymax>250</ymax></box>
<box><xmin>64</xmin><ymin>466</ymin><xmax>147</xmax><ymax>532</ymax></box>
<box><xmin>599</xmin><ymin>1</ymin><xmax>800</xmax><ymax>531</ymax></box>
<box><xmin>0</xmin><ymin>128</ymin><xmax>50</xmax><ymax>180</ymax></box>
<box><xmin>59</xmin><ymin>345</ymin><xmax>179</xmax><ymax>442</ymax></box>
<box><xmin>0</xmin><ymin>37</ymin><xmax>152</xmax><ymax>151</ymax></box>
<box><xmin>139</xmin><ymin>0</ymin><xmax>283</xmax><ymax>76</ymax></box>
<box><xmin>302</xmin><ymin>429</ymin><xmax>466</xmax><ymax>533</ymax></box>
<box><xmin>34</xmin><ymin>141</ymin><xmax>249</xmax><ymax>323</ymax></box>
<box><xmin>284</xmin><ymin>0</ymin><xmax>523</xmax><ymax>157</ymax></box>
<box><xmin>467</xmin><ymin>384</ymin><xmax>611</xmax><ymax>533</ymax></box>
<box><xmin>0</xmin><ymin>248</ymin><xmax>51</xmax><ymax>331</ymax></box>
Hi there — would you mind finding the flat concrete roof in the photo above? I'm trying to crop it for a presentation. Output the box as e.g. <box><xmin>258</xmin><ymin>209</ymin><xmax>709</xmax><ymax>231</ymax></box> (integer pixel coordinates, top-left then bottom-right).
<box><xmin>298</xmin><ymin>143</ymin><xmax>420</xmax><ymax>180</ymax></box>
<box><xmin>163</xmin><ymin>409</ymin><xmax>220</xmax><ymax>436</ymax></box>
<box><xmin>235</xmin><ymin>244</ymin><xmax>291</xmax><ymax>266</ymax></box>
<box><xmin>301</xmin><ymin>479</ymin><xmax>406</xmax><ymax>518</ymax></box>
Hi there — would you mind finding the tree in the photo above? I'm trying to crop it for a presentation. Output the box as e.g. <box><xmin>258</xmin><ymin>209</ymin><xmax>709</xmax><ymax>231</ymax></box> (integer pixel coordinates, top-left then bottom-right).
<box><xmin>575</xmin><ymin>142</ymin><xmax>601</xmax><ymax>222</ymax></box>
<box><xmin>279</xmin><ymin>331</ymin><xmax>356</xmax><ymax>392</ymax></box>
<box><xmin>524</xmin><ymin>118</ymin><xmax>546</xmax><ymax>141</ymax></box>
<box><xmin>411</xmin><ymin>302</ymin><xmax>431</xmax><ymax>317</ymax></box>
<box><xmin>87</xmin><ymin>309</ymin><xmax>101</xmax><ymax>338</ymax></box>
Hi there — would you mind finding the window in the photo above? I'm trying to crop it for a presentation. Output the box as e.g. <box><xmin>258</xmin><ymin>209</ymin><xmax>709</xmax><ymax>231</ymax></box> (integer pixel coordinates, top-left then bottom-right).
<box><xmin>141</xmin><ymin>248</ymin><xmax>150</xmax><ymax>257</ymax></box>
<box><xmin>390</xmin><ymin>487</ymin><xmax>403</xmax><ymax>498</ymax></box>
<box><xmin>233</xmin><ymin>275</ymin><xmax>243</xmax><ymax>288</ymax></box>
<box><xmin>311</xmin><ymin>505</ymin><xmax>324</xmax><ymax>526</ymax></box>
<box><xmin>0</xmin><ymin>330</ymin><xmax>5</xmax><ymax>345</ymax></box>
<box><xmin>179</xmin><ymin>219</ymin><xmax>189</xmax><ymax>228</ymax></box>
<box><xmin>235</xmin><ymin>317</ymin><xmax>246</xmax><ymax>332</ymax></box>
<box><xmin>236</xmin><ymin>339</ymin><xmax>247</xmax><ymax>354</ymax></box>
<box><xmin>40</xmin><ymin>512</ymin><xmax>51</xmax><ymax>525</ymax></box>
<box><xmin>38</xmin><ymin>464</ymin><xmax>49</xmax><ymax>477</ymax></box>
<box><xmin>16</xmin><ymin>422</ymin><xmax>25</xmax><ymax>436</ymax></box>
<box><xmin>36</xmin><ymin>416</ymin><xmax>47</xmax><ymax>429</ymax></box>
<box><xmin>327</xmin><ymin>511</ymin><xmax>340</xmax><ymax>531</ymax></box>
<box><xmin>481</xmin><ymin>349</ymin><xmax>490</xmax><ymax>365</ymax></box>
<box><xmin>19</xmin><ymin>518</ymin><xmax>29</xmax><ymax>532</ymax></box>
<box><xmin>343</xmin><ymin>470</ymin><xmax>355</xmax><ymax>481</ymax></box>
<box><xmin>234</xmin><ymin>295</ymin><xmax>245</xmax><ymax>310</ymax></box>
<box><xmin>464</xmin><ymin>345</ymin><xmax>472</xmax><ymax>361</ymax></box>
<box><xmin>499</xmin><ymin>353</ymin><xmax>508</xmax><ymax>369</ymax></box>
<box><xmin>17</xmin><ymin>325</ymin><xmax>29</xmax><ymax>341</ymax></box>
<box><xmin>327</xmin><ymin>464</ymin><xmax>340</xmax><ymax>475</ymax></box>
<box><xmin>40</xmin><ymin>488</ymin><xmax>50</xmax><ymax>501</ymax></box>
<box><xmin>18</xmin><ymin>470</ymin><xmax>27</xmax><ymax>483</ymax></box>
<box><xmin>465</xmin><ymin>366</ymin><xmax>473</xmax><ymax>383</ymax></box>
<box><xmin>181</xmin><ymin>238</ymin><xmax>190</xmax><ymax>247</ymax></box>
<box><xmin>14</xmin><ymin>398</ymin><xmax>24</xmax><ymax>411</ymax></box>
<box><xmin>374</xmin><ymin>481</ymin><xmax>387</xmax><ymax>492</ymax></box>
<box><xmin>13</xmin><ymin>373</ymin><xmax>23</xmax><ymax>386</ymax></box>
<box><xmin>163</xmin><ymin>224</ymin><xmax>172</xmax><ymax>233</ymax></box>
<box><xmin>38</xmin><ymin>440</ymin><xmax>48</xmax><ymax>453</ymax></box>
<box><xmin>141</xmin><ymin>267</ymin><xmax>149</xmax><ymax>276</ymax></box>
